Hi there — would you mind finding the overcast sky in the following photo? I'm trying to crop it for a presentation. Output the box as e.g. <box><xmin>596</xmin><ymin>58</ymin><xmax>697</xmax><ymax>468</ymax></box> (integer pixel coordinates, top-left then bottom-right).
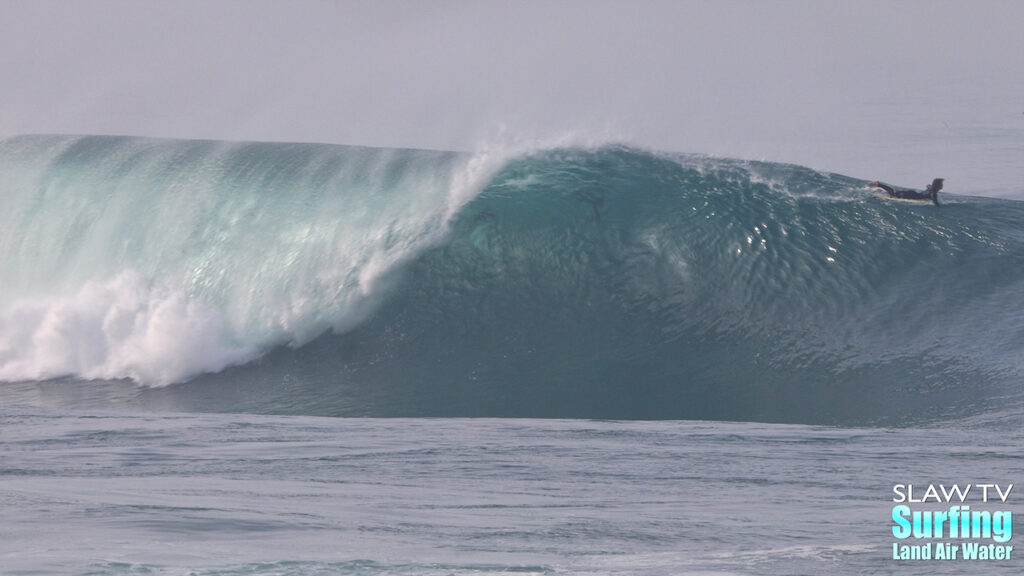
<box><xmin>2</xmin><ymin>0</ymin><xmax>1022</xmax><ymax>187</ymax></box>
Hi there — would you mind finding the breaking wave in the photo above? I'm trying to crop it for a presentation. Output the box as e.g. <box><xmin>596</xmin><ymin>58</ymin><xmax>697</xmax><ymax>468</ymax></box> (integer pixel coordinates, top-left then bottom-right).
<box><xmin>3</xmin><ymin>135</ymin><xmax>1023</xmax><ymax>423</ymax></box>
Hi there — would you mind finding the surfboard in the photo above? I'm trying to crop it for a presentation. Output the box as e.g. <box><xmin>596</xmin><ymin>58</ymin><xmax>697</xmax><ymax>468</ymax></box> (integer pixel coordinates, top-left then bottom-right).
<box><xmin>873</xmin><ymin>190</ymin><xmax>930</xmax><ymax>203</ymax></box>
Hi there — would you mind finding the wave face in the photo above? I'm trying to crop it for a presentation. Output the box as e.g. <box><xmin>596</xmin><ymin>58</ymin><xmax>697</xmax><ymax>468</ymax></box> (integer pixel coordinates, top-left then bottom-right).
<box><xmin>3</xmin><ymin>135</ymin><xmax>1023</xmax><ymax>423</ymax></box>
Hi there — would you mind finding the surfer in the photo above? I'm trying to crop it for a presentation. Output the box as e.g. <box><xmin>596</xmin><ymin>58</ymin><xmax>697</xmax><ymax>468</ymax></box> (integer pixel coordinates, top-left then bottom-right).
<box><xmin>869</xmin><ymin>178</ymin><xmax>943</xmax><ymax>206</ymax></box>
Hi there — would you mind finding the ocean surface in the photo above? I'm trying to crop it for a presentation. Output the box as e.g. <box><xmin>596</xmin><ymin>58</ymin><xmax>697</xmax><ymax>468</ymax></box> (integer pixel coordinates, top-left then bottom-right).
<box><xmin>1</xmin><ymin>130</ymin><xmax>1023</xmax><ymax>574</ymax></box>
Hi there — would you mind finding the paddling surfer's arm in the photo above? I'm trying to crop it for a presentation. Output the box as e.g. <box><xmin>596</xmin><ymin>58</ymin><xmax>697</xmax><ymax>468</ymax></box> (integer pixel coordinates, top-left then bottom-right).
<box><xmin>869</xmin><ymin>181</ymin><xmax>895</xmax><ymax>194</ymax></box>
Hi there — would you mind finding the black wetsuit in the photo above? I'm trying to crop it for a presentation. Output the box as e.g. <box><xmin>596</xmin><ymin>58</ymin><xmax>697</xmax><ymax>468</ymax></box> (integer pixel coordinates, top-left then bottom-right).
<box><xmin>874</xmin><ymin>179</ymin><xmax>943</xmax><ymax>206</ymax></box>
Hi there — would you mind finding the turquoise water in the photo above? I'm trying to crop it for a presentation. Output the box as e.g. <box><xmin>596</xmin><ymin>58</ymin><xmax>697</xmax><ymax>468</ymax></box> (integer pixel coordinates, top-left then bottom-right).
<box><xmin>2</xmin><ymin>136</ymin><xmax>1023</xmax><ymax>424</ymax></box>
<box><xmin>1</xmin><ymin>132</ymin><xmax>1023</xmax><ymax>574</ymax></box>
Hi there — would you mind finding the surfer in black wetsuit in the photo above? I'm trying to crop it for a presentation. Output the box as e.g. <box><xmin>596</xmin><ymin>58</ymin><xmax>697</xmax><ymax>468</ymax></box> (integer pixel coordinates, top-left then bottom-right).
<box><xmin>869</xmin><ymin>178</ymin><xmax>943</xmax><ymax>206</ymax></box>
